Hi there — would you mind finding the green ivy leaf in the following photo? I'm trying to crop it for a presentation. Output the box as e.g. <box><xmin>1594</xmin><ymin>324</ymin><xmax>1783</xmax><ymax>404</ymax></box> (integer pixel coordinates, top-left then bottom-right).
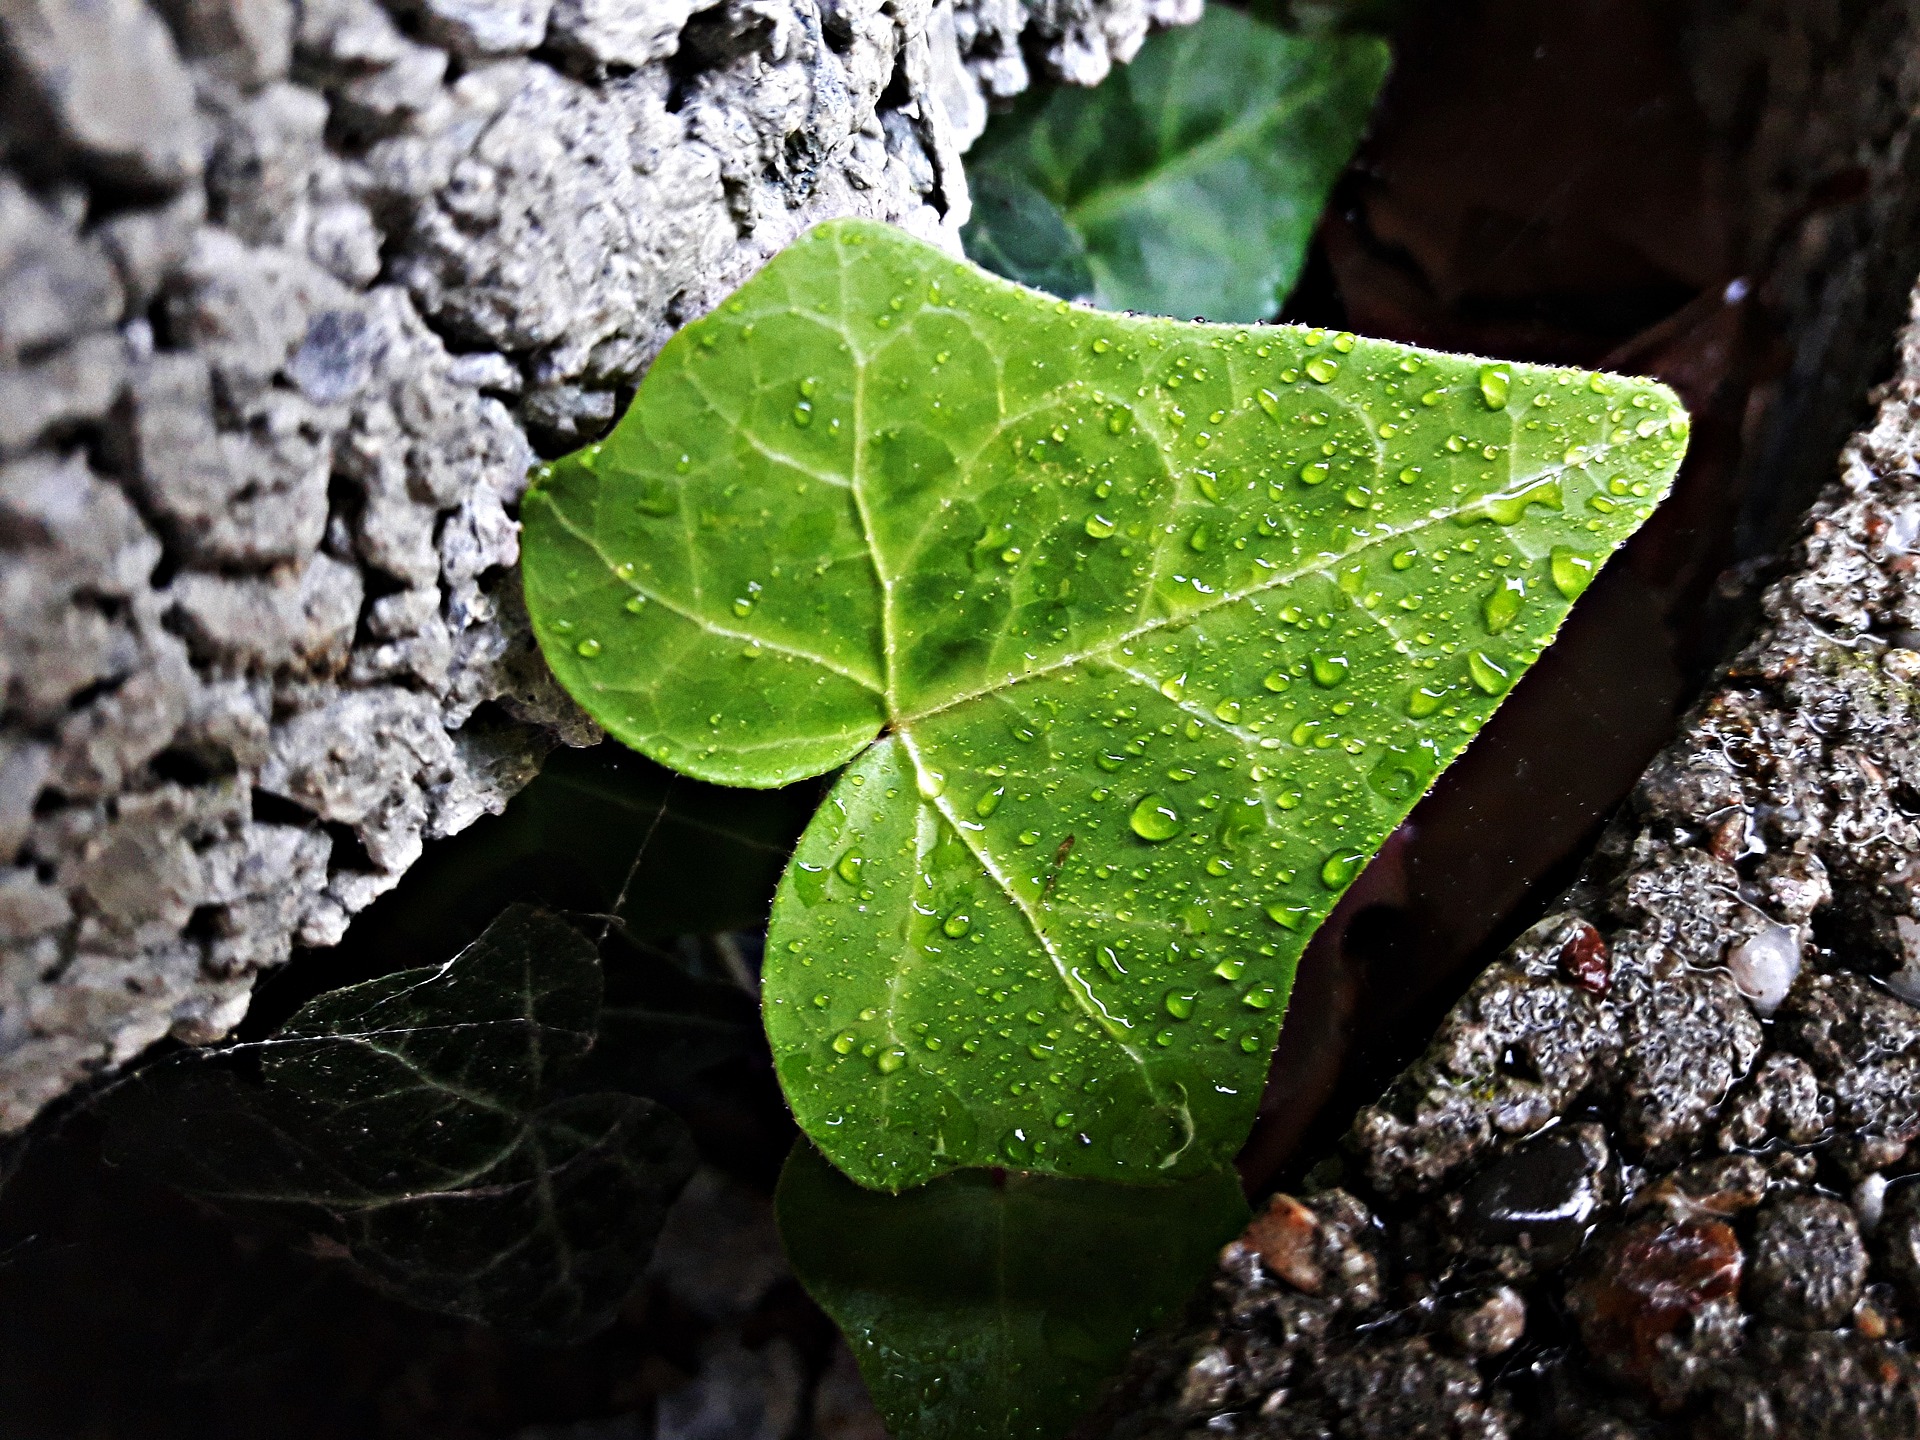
<box><xmin>521</xmin><ymin>219</ymin><xmax>1688</xmax><ymax>1190</ymax></box>
<box><xmin>962</xmin><ymin>9</ymin><xmax>1391</xmax><ymax>319</ymax></box>
<box><xmin>776</xmin><ymin>1141</ymin><xmax>1248</xmax><ymax>1440</ymax></box>
<box><xmin>104</xmin><ymin>906</ymin><xmax>698</xmax><ymax>1343</ymax></box>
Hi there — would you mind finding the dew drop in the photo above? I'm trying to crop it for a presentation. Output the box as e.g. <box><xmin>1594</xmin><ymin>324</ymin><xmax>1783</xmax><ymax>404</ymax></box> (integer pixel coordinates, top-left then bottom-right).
<box><xmin>1320</xmin><ymin>852</ymin><xmax>1361</xmax><ymax>889</ymax></box>
<box><xmin>831</xmin><ymin>1030</ymin><xmax>857</xmax><ymax>1055</ymax></box>
<box><xmin>1159</xmin><ymin>674</ymin><xmax>1186</xmax><ymax>701</ymax></box>
<box><xmin>1407</xmin><ymin>683</ymin><xmax>1446</xmax><ymax>718</ymax></box>
<box><xmin>624</xmin><ymin>595</ymin><xmax>647</xmax><ymax>614</ymax></box>
<box><xmin>1239</xmin><ymin>1033</ymin><xmax>1265</xmax><ymax>1053</ymax></box>
<box><xmin>1299</xmin><ymin>461</ymin><xmax>1330</xmax><ymax>486</ymax></box>
<box><xmin>1479</xmin><ymin>367</ymin><xmax>1511</xmax><ymax>410</ymax></box>
<box><xmin>1311</xmin><ymin>653</ymin><xmax>1349</xmax><ymax>688</ymax></box>
<box><xmin>1265</xmin><ymin>902</ymin><xmax>1307</xmax><ymax>930</ymax></box>
<box><xmin>1188</xmin><ymin>524</ymin><xmax>1210</xmax><ymax>552</ymax></box>
<box><xmin>975</xmin><ymin>786</ymin><xmax>1004</xmax><ymax>818</ymax></box>
<box><xmin>1262</xmin><ymin>669</ymin><xmax>1292</xmax><ymax>693</ymax></box>
<box><xmin>1214</xmin><ymin>699</ymin><xmax>1241</xmax><ymax>723</ymax></box>
<box><xmin>1092</xmin><ymin>337</ymin><xmax>1112</xmax><ymax>354</ymax></box>
<box><xmin>1164</xmin><ymin>990</ymin><xmax>1197</xmax><ymax>1020</ymax></box>
<box><xmin>1391</xmin><ymin>548</ymin><xmax>1418</xmax><ymax>571</ymax></box>
<box><xmin>1085</xmin><ymin>513</ymin><xmax>1116</xmax><ymax>539</ymax></box>
<box><xmin>875</xmin><ymin>1046</ymin><xmax>907</xmax><ymax>1075</ymax></box>
<box><xmin>836</xmin><ymin>850</ymin><xmax>864</xmax><ymax>883</ymax></box>
<box><xmin>1129</xmin><ymin>796</ymin><xmax>1181</xmax><ymax>842</ymax></box>
<box><xmin>1212</xmin><ymin>956</ymin><xmax>1247</xmax><ymax>981</ymax></box>
<box><xmin>1468</xmin><ymin>650</ymin><xmax>1512</xmax><ymax>694</ymax></box>
<box><xmin>1551</xmin><ymin>545</ymin><xmax>1596</xmax><ymax>598</ymax></box>
<box><xmin>791</xmin><ymin>401</ymin><xmax>814</xmax><ymax>427</ymax></box>
<box><xmin>1255</xmin><ymin>388</ymin><xmax>1282</xmax><ymax>418</ymax></box>
<box><xmin>1482</xmin><ymin>578</ymin><xmax>1525</xmax><ymax>634</ymax></box>
<box><xmin>1242</xmin><ymin>985</ymin><xmax>1277</xmax><ymax>1010</ymax></box>
<box><xmin>575</xmin><ymin>637</ymin><xmax>602</xmax><ymax>658</ymax></box>
<box><xmin>1305</xmin><ymin>356</ymin><xmax>1340</xmax><ymax>384</ymax></box>
<box><xmin>943</xmin><ymin>910</ymin><xmax>971</xmax><ymax>938</ymax></box>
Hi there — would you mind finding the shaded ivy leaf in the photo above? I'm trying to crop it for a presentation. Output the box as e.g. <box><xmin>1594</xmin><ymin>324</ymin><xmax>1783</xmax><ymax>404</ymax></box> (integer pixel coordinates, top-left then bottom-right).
<box><xmin>521</xmin><ymin>219</ymin><xmax>1688</xmax><ymax>1191</ymax></box>
<box><xmin>776</xmin><ymin>1141</ymin><xmax>1248</xmax><ymax>1440</ymax></box>
<box><xmin>960</xmin><ymin>169</ymin><xmax>1094</xmax><ymax>303</ymax></box>
<box><xmin>104</xmin><ymin>906</ymin><xmax>697</xmax><ymax>1344</ymax></box>
<box><xmin>962</xmin><ymin>9</ymin><xmax>1390</xmax><ymax>319</ymax></box>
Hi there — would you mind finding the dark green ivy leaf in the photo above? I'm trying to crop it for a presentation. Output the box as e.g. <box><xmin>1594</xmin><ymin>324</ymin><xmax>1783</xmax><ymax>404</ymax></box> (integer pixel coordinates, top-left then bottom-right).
<box><xmin>104</xmin><ymin>905</ymin><xmax>697</xmax><ymax>1345</ymax></box>
<box><xmin>777</xmin><ymin>1141</ymin><xmax>1248</xmax><ymax>1440</ymax></box>
<box><xmin>962</xmin><ymin>8</ymin><xmax>1391</xmax><ymax>319</ymax></box>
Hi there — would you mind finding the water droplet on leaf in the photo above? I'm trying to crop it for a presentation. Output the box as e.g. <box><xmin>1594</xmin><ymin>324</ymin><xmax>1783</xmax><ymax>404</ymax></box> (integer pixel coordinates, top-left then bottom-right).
<box><xmin>1129</xmin><ymin>796</ymin><xmax>1180</xmax><ymax>842</ymax></box>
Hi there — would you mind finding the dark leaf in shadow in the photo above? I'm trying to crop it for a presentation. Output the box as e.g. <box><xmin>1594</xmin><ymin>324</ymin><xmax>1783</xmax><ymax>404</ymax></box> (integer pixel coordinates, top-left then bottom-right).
<box><xmin>103</xmin><ymin>906</ymin><xmax>697</xmax><ymax>1345</ymax></box>
<box><xmin>962</xmin><ymin>8</ymin><xmax>1389</xmax><ymax>320</ymax></box>
<box><xmin>776</xmin><ymin>1142</ymin><xmax>1247</xmax><ymax>1440</ymax></box>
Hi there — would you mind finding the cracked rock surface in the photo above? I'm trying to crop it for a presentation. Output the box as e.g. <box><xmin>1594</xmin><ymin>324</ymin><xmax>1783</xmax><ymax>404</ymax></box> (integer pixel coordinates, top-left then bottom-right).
<box><xmin>1101</xmin><ymin>282</ymin><xmax>1920</xmax><ymax>1440</ymax></box>
<box><xmin>0</xmin><ymin>0</ymin><xmax>1198</xmax><ymax>1133</ymax></box>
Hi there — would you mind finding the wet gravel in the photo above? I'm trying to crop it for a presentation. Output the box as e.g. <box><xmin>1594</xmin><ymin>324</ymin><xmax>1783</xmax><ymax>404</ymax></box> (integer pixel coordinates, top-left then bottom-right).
<box><xmin>1096</xmin><ymin>292</ymin><xmax>1920</xmax><ymax>1440</ymax></box>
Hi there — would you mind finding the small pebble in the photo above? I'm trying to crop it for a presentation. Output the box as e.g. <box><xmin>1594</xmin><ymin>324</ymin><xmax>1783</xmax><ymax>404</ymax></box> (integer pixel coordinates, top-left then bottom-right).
<box><xmin>1555</xmin><ymin>920</ymin><xmax>1611</xmax><ymax>995</ymax></box>
<box><xmin>1727</xmin><ymin>922</ymin><xmax>1801</xmax><ymax>1015</ymax></box>
<box><xmin>1446</xmin><ymin>1286</ymin><xmax>1526</xmax><ymax>1356</ymax></box>
<box><xmin>1856</xmin><ymin>1173</ymin><xmax>1888</xmax><ymax>1232</ymax></box>
<box><xmin>1239</xmin><ymin>1194</ymin><xmax>1324</xmax><ymax>1294</ymax></box>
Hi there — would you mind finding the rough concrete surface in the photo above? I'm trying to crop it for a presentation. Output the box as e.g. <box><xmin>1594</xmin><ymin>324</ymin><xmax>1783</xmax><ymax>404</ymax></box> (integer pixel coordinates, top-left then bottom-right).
<box><xmin>0</xmin><ymin>0</ymin><xmax>1198</xmax><ymax>1132</ymax></box>
<box><xmin>1102</xmin><ymin>282</ymin><xmax>1920</xmax><ymax>1440</ymax></box>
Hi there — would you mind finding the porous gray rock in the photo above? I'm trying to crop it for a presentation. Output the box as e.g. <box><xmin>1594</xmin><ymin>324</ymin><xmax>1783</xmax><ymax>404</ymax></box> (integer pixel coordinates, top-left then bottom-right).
<box><xmin>0</xmin><ymin>0</ymin><xmax>1194</xmax><ymax>1131</ymax></box>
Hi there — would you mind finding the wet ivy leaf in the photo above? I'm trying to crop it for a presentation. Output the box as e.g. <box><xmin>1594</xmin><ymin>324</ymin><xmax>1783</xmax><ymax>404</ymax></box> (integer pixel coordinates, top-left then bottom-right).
<box><xmin>777</xmin><ymin>1141</ymin><xmax>1247</xmax><ymax>1440</ymax></box>
<box><xmin>962</xmin><ymin>9</ymin><xmax>1390</xmax><ymax>319</ymax></box>
<box><xmin>104</xmin><ymin>906</ymin><xmax>697</xmax><ymax>1344</ymax></box>
<box><xmin>521</xmin><ymin>219</ymin><xmax>1689</xmax><ymax>1190</ymax></box>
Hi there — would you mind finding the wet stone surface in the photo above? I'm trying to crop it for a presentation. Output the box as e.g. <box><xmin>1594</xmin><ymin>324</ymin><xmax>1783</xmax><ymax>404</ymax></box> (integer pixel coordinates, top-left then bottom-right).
<box><xmin>1097</xmin><ymin>277</ymin><xmax>1920</xmax><ymax>1440</ymax></box>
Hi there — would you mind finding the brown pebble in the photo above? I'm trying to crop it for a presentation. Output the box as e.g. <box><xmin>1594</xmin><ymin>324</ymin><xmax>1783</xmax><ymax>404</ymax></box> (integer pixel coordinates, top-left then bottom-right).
<box><xmin>1556</xmin><ymin>920</ymin><xmax>1612</xmax><ymax>995</ymax></box>
<box><xmin>1241</xmin><ymin>1193</ymin><xmax>1324</xmax><ymax>1294</ymax></box>
<box><xmin>1568</xmin><ymin>1215</ymin><xmax>1742</xmax><ymax>1386</ymax></box>
<box><xmin>1708</xmin><ymin>809</ymin><xmax>1753</xmax><ymax>862</ymax></box>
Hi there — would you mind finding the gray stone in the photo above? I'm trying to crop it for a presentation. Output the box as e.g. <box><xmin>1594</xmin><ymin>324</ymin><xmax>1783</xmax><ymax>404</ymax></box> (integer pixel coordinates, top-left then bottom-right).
<box><xmin>153</xmin><ymin>0</ymin><xmax>293</xmax><ymax>88</ymax></box>
<box><xmin>546</xmin><ymin>0</ymin><xmax>697</xmax><ymax>69</ymax></box>
<box><xmin>0</xmin><ymin>0</ymin><xmax>203</xmax><ymax>186</ymax></box>
<box><xmin>0</xmin><ymin>331</ymin><xmax>127</xmax><ymax>456</ymax></box>
<box><xmin>403</xmin><ymin>0</ymin><xmax>552</xmax><ymax>56</ymax></box>
<box><xmin>0</xmin><ymin>175</ymin><xmax>122</xmax><ymax>359</ymax></box>
<box><xmin>1747</xmin><ymin>1194</ymin><xmax>1868</xmax><ymax>1329</ymax></box>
